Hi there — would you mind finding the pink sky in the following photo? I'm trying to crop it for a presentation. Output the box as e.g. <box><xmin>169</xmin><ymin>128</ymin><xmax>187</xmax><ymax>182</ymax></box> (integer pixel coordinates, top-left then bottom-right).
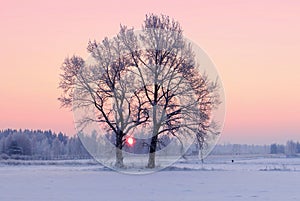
<box><xmin>0</xmin><ymin>0</ymin><xmax>299</xmax><ymax>144</ymax></box>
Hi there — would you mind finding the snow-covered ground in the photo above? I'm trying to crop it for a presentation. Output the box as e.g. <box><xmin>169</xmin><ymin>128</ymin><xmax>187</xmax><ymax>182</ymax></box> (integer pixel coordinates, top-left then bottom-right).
<box><xmin>0</xmin><ymin>155</ymin><xmax>300</xmax><ymax>201</ymax></box>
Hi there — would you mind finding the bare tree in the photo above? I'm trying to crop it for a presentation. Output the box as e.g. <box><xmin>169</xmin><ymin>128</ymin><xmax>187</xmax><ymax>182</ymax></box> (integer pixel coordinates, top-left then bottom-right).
<box><xmin>59</xmin><ymin>36</ymin><xmax>148</xmax><ymax>167</ymax></box>
<box><xmin>118</xmin><ymin>14</ymin><xmax>221</xmax><ymax>168</ymax></box>
<box><xmin>59</xmin><ymin>14</ymin><xmax>221</xmax><ymax>169</ymax></box>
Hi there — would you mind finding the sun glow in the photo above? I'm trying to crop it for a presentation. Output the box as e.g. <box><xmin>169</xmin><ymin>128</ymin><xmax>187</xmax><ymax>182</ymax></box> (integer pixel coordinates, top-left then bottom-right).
<box><xmin>126</xmin><ymin>137</ymin><xmax>134</xmax><ymax>146</ymax></box>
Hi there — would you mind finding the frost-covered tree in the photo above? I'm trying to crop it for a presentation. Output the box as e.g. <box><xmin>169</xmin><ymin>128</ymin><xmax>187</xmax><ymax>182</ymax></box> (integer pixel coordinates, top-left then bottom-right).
<box><xmin>52</xmin><ymin>138</ymin><xmax>63</xmax><ymax>157</ymax></box>
<box><xmin>286</xmin><ymin>140</ymin><xmax>297</xmax><ymax>157</ymax></box>
<box><xmin>59</xmin><ymin>42</ymin><xmax>149</xmax><ymax>167</ymax></box>
<box><xmin>58</xmin><ymin>14</ymin><xmax>221</xmax><ymax>169</ymax></box>
<box><xmin>118</xmin><ymin>14</ymin><xmax>220</xmax><ymax>168</ymax></box>
<box><xmin>0</xmin><ymin>129</ymin><xmax>91</xmax><ymax>159</ymax></box>
<box><xmin>296</xmin><ymin>142</ymin><xmax>300</xmax><ymax>153</ymax></box>
<box><xmin>0</xmin><ymin>137</ymin><xmax>4</xmax><ymax>153</ymax></box>
<box><xmin>270</xmin><ymin>143</ymin><xmax>278</xmax><ymax>154</ymax></box>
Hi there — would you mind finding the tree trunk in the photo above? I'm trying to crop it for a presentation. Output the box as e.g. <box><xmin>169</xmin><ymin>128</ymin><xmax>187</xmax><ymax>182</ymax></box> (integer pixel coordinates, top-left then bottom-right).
<box><xmin>115</xmin><ymin>131</ymin><xmax>124</xmax><ymax>168</ymax></box>
<box><xmin>147</xmin><ymin>134</ymin><xmax>158</xmax><ymax>168</ymax></box>
<box><xmin>147</xmin><ymin>83</ymin><xmax>159</xmax><ymax>168</ymax></box>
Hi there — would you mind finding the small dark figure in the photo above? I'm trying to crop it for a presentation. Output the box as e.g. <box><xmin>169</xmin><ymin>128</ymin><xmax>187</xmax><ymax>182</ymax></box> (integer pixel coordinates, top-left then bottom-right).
<box><xmin>231</xmin><ymin>159</ymin><xmax>234</xmax><ymax>163</ymax></box>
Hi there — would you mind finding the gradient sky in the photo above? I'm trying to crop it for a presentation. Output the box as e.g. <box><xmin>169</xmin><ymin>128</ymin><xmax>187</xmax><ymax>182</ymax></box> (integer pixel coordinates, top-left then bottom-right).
<box><xmin>0</xmin><ymin>0</ymin><xmax>299</xmax><ymax>144</ymax></box>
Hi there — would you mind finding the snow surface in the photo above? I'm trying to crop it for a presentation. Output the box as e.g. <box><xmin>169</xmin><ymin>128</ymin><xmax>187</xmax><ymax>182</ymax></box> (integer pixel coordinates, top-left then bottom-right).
<box><xmin>0</xmin><ymin>155</ymin><xmax>300</xmax><ymax>201</ymax></box>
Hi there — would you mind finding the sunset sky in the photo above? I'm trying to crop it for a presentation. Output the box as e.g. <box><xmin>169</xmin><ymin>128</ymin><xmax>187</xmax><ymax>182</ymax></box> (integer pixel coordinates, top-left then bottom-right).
<box><xmin>0</xmin><ymin>0</ymin><xmax>299</xmax><ymax>144</ymax></box>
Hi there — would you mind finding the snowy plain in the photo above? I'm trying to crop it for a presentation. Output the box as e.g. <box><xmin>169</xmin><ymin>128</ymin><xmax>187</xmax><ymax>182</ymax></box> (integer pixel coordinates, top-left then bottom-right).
<box><xmin>1</xmin><ymin>155</ymin><xmax>300</xmax><ymax>201</ymax></box>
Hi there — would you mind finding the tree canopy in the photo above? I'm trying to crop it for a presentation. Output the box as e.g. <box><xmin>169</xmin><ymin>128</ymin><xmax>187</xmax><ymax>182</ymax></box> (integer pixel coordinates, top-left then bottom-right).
<box><xmin>59</xmin><ymin>14</ymin><xmax>223</xmax><ymax>170</ymax></box>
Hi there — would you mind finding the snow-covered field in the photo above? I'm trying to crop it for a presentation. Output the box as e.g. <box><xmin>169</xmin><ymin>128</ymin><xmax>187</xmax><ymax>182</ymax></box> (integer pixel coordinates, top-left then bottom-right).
<box><xmin>1</xmin><ymin>155</ymin><xmax>300</xmax><ymax>201</ymax></box>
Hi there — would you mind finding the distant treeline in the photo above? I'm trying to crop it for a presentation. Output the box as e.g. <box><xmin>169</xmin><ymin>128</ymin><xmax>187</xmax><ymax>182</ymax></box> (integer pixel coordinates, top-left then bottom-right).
<box><xmin>0</xmin><ymin>129</ymin><xmax>90</xmax><ymax>160</ymax></box>
<box><xmin>211</xmin><ymin>141</ymin><xmax>300</xmax><ymax>157</ymax></box>
<box><xmin>1</xmin><ymin>129</ymin><xmax>300</xmax><ymax>160</ymax></box>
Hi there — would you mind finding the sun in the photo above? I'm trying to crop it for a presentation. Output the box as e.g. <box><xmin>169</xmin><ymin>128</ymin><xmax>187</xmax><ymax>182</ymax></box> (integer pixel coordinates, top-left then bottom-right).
<box><xmin>126</xmin><ymin>137</ymin><xmax>134</xmax><ymax>146</ymax></box>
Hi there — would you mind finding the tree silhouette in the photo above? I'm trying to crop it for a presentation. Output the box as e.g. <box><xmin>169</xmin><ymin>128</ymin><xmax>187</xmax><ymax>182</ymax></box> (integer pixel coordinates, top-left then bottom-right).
<box><xmin>59</xmin><ymin>14</ymin><xmax>221</xmax><ymax>169</ymax></box>
<box><xmin>118</xmin><ymin>14</ymin><xmax>221</xmax><ymax>168</ymax></box>
<box><xmin>59</xmin><ymin>38</ymin><xmax>149</xmax><ymax>167</ymax></box>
